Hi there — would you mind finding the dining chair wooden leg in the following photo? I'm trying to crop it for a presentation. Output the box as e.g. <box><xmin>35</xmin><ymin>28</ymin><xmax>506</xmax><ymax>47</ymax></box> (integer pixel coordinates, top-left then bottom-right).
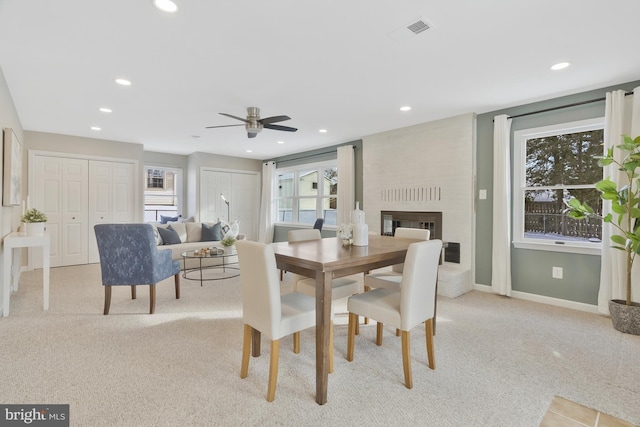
<box><xmin>267</xmin><ymin>339</ymin><xmax>280</xmax><ymax>402</ymax></box>
<box><xmin>433</xmin><ymin>276</ymin><xmax>438</xmax><ymax>335</ymax></box>
<box><xmin>401</xmin><ymin>330</ymin><xmax>412</xmax><ymax>389</ymax></box>
<box><xmin>103</xmin><ymin>286</ymin><xmax>112</xmax><ymax>315</ymax></box>
<box><xmin>347</xmin><ymin>313</ymin><xmax>357</xmax><ymax>361</ymax></box>
<box><xmin>131</xmin><ymin>285</ymin><xmax>136</xmax><ymax>299</ymax></box>
<box><xmin>396</xmin><ymin>328</ymin><xmax>400</xmax><ymax>336</ymax></box>
<box><xmin>241</xmin><ymin>324</ymin><xmax>252</xmax><ymax>378</ymax></box>
<box><xmin>149</xmin><ymin>284</ymin><xmax>156</xmax><ymax>314</ymax></box>
<box><xmin>425</xmin><ymin>318</ymin><xmax>435</xmax><ymax>370</ymax></box>
<box><xmin>363</xmin><ymin>286</ymin><xmax>370</xmax><ymax>324</ymax></box>
<box><xmin>174</xmin><ymin>273</ymin><xmax>181</xmax><ymax>299</ymax></box>
<box><xmin>329</xmin><ymin>321</ymin><xmax>334</xmax><ymax>374</ymax></box>
<box><xmin>376</xmin><ymin>322</ymin><xmax>384</xmax><ymax>346</ymax></box>
<box><xmin>355</xmin><ymin>315</ymin><xmax>359</xmax><ymax>335</ymax></box>
<box><xmin>293</xmin><ymin>332</ymin><xmax>300</xmax><ymax>354</ymax></box>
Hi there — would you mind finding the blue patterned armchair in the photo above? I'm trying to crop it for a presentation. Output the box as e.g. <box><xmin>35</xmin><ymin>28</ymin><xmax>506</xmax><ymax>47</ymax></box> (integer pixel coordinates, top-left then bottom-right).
<box><xmin>94</xmin><ymin>224</ymin><xmax>181</xmax><ymax>314</ymax></box>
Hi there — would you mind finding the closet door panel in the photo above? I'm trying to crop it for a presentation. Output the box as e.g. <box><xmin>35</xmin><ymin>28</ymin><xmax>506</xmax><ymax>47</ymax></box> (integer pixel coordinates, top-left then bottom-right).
<box><xmin>61</xmin><ymin>158</ymin><xmax>88</xmax><ymax>266</ymax></box>
<box><xmin>111</xmin><ymin>162</ymin><xmax>135</xmax><ymax>223</ymax></box>
<box><xmin>231</xmin><ymin>173</ymin><xmax>258</xmax><ymax>241</ymax></box>
<box><xmin>33</xmin><ymin>156</ymin><xmax>63</xmax><ymax>267</ymax></box>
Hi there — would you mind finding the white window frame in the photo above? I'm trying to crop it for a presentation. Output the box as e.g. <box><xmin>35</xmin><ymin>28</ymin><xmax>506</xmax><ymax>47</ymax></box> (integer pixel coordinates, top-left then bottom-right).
<box><xmin>513</xmin><ymin>117</ymin><xmax>604</xmax><ymax>255</ymax></box>
<box><xmin>275</xmin><ymin>160</ymin><xmax>338</xmax><ymax>227</ymax></box>
<box><xmin>143</xmin><ymin>165</ymin><xmax>183</xmax><ymax>222</ymax></box>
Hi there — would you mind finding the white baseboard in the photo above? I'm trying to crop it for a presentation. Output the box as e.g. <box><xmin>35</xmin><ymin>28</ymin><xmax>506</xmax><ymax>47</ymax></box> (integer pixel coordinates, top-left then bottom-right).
<box><xmin>473</xmin><ymin>284</ymin><xmax>600</xmax><ymax>314</ymax></box>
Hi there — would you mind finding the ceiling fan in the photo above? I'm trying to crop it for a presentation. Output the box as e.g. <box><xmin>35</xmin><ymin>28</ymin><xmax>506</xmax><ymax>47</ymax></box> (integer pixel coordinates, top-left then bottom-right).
<box><xmin>206</xmin><ymin>107</ymin><xmax>297</xmax><ymax>138</ymax></box>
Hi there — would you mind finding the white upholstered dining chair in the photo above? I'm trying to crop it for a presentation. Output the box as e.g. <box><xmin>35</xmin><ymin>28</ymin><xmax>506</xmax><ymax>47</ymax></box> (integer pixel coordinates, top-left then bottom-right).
<box><xmin>364</xmin><ymin>227</ymin><xmax>430</xmax><ymax>292</ymax></box>
<box><xmin>363</xmin><ymin>227</ymin><xmax>431</xmax><ymax>336</ymax></box>
<box><xmin>346</xmin><ymin>239</ymin><xmax>443</xmax><ymax>389</ymax></box>
<box><xmin>236</xmin><ymin>240</ymin><xmax>327</xmax><ymax>402</ymax></box>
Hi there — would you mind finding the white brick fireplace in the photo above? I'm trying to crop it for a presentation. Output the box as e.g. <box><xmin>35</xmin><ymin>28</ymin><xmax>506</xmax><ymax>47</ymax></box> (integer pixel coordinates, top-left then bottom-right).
<box><xmin>362</xmin><ymin>113</ymin><xmax>476</xmax><ymax>296</ymax></box>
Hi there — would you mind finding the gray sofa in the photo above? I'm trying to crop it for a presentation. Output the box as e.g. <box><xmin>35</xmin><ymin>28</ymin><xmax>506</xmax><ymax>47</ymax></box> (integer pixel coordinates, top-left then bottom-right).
<box><xmin>152</xmin><ymin>222</ymin><xmax>245</xmax><ymax>269</ymax></box>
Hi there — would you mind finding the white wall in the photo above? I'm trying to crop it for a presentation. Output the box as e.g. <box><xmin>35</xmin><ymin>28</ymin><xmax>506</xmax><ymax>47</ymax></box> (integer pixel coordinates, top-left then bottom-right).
<box><xmin>0</xmin><ymin>67</ymin><xmax>25</xmax><ymax>315</ymax></box>
<box><xmin>363</xmin><ymin>113</ymin><xmax>476</xmax><ymax>274</ymax></box>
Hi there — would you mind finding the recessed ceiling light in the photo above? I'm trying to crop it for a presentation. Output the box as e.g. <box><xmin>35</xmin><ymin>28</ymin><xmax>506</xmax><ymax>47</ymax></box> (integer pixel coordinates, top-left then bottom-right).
<box><xmin>550</xmin><ymin>62</ymin><xmax>570</xmax><ymax>71</ymax></box>
<box><xmin>400</xmin><ymin>106</ymin><xmax>411</xmax><ymax>111</ymax></box>
<box><xmin>99</xmin><ymin>107</ymin><xmax>112</xmax><ymax>113</ymax></box>
<box><xmin>191</xmin><ymin>135</ymin><xmax>200</xmax><ymax>139</ymax></box>
<box><xmin>153</xmin><ymin>0</ymin><xmax>178</xmax><ymax>13</ymax></box>
<box><xmin>246</xmin><ymin>149</ymin><xmax>253</xmax><ymax>153</ymax></box>
<box><xmin>277</xmin><ymin>141</ymin><xmax>284</xmax><ymax>144</ymax></box>
<box><xmin>91</xmin><ymin>126</ymin><xmax>101</xmax><ymax>131</ymax></box>
<box><xmin>319</xmin><ymin>129</ymin><xmax>328</xmax><ymax>133</ymax></box>
<box><xmin>115</xmin><ymin>78</ymin><xmax>131</xmax><ymax>86</ymax></box>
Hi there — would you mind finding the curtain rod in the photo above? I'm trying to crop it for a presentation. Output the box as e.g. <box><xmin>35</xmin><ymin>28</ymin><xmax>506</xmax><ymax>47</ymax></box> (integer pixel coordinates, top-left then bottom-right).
<box><xmin>267</xmin><ymin>144</ymin><xmax>355</xmax><ymax>164</ymax></box>
<box><xmin>506</xmin><ymin>90</ymin><xmax>633</xmax><ymax>120</ymax></box>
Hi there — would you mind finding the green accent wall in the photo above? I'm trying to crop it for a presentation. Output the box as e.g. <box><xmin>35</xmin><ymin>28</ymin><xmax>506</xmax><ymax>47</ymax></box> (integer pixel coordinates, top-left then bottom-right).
<box><xmin>476</xmin><ymin>80</ymin><xmax>640</xmax><ymax>305</ymax></box>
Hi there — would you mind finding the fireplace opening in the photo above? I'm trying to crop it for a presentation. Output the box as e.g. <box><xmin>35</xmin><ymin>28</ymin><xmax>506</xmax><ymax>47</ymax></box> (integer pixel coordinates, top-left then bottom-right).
<box><xmin>381</xmin><ymin>211</ymin><xmax>442</xmax><ymax>240</ymax></box>
<box><xmin>380</xmin><ymin>210</ymin><xmax>459</xmax><ymax>264</ymax></box>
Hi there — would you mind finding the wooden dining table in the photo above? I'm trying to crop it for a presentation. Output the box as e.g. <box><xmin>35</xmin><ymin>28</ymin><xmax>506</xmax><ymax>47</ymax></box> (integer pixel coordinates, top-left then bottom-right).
<box><xmin>264</xmin><ymin>234</ymin><xmax>419</xmax><ymax>405</ymax></box>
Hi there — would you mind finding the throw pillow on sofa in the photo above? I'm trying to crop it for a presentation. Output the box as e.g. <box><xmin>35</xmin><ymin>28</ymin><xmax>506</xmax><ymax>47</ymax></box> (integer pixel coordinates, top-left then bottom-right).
<box><xmin>160</xmin><ymin>215</ymin><xmax>179</xmax><ymax>224</ymax></box>
<box><xmin>218</xmin><ymin>218</ymin><xmax>240</xmax><ymax>239</ymax></box>
<box><xmin>157</xmin><ymin>225</ymin><xmax>181</xmax><ymax>245</ymax></box>
<box><xmin>201</xmin><ymin>222</ymin><xmax>222</xmax><ymax>242</ymax></box>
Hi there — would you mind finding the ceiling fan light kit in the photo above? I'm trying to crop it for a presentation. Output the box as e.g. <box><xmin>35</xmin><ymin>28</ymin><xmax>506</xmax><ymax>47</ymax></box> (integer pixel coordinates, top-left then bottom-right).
<box><xmin>206</xmin><ymin>107</ymin><xmax>297</xmax><ymax>138</ymax></box>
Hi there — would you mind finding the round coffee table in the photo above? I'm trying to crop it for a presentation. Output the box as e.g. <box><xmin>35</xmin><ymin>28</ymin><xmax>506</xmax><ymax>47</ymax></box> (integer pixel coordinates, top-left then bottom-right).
<box><xmin>181</xmin><ymin>249</ymin><xmax>240</xmax><ymax>285</ymax></box>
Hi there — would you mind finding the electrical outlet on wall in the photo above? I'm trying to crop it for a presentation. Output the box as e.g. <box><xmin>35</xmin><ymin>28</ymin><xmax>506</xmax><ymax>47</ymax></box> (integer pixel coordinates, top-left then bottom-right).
<box><xmin>552</xmin><ymin>266</ymin><xmax>563</xmax><ymax>279</ymax></box>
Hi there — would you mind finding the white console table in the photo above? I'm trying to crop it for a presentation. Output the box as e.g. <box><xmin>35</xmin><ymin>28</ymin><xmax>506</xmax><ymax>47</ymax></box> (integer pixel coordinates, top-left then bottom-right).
<box><xmin>2</xmin><ymin>231</ymin><xmax>50</xmax><ymax>317</ymax></box>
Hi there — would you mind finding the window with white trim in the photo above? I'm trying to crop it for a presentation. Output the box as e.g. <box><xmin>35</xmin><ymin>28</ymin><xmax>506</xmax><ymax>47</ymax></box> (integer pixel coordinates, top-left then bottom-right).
<box><xmin>276</xmin><ymin>161</ymin><xmax>338</xmax><ymax>226</ymax></box>
<box><xmin>143</xmin><ymin>166</ymin><xmax>182</xmax><ymax>222</ymax></box>
<box><xmin>513</xmin><ymin>117</ymin><xmax>604</xmax><ymax>254</ymax></box>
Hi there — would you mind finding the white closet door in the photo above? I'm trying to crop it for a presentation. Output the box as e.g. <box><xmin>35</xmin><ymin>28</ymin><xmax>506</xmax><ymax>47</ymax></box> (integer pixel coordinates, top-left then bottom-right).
<box><xmin>200</xmin><ymin>170</ymin><xmax>231</xmax><ymax>222</ymax></box>
<box><xmin>231</xmin><ymin>173</ymin><xmax>259</xmax><ymax>241</ymax></box>
<box><xmin>88</xmin><ymin>161</ymin><xmax>135</xmax><ymax>263</ymax></box>
<box><xmin>33</xmin><ymin>156</ymin><xmax>89</xmax><ymax>267</ymax></box>
<box><xmin>200</xmin><ymin>169</ymin><xmax>258</xmax><ymax>240</ymax></box>
<box><xmin>33</xmin><ymin>156</ymin><xmax>63</xmax><ymax>267</ymax></box>
<box><xmin>61</xmin><ymin>158</ymin><xmax>89</xmax><ymax>266</ymax></box>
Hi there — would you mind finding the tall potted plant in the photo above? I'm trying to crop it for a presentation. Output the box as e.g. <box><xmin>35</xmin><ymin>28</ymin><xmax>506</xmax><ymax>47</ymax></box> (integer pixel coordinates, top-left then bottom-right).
<box><xmin>565</xmin><ymin>134</ymin><xmax>640</xmax><ymax>335</ymax></box>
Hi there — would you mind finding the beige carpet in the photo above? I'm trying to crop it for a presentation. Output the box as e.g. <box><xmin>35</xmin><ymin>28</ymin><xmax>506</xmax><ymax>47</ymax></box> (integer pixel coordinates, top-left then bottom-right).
<box><xmin>1</xmin><ymin>264</ymin><xmax>639</xmax><ymax>426</ymax></box>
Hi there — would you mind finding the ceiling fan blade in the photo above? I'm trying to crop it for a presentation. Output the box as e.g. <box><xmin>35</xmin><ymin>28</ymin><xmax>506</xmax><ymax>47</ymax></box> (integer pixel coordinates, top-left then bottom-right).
<box><xmin>205</xmin><ymin>124</ymin><xmax>245</xmax><ymax>129</ymax></box>
<box><xmin>219</xmin><ymin>112</ymin><xmax>249</xmax><ymax>123</ymax></box>
<box><xmin>264</xmin><ymin>124</ymin><xmax>297</xmax><ymax>132</ymax></box>
<box><xmin>248</xmin><ymin>132</ymin><xmax>258</xmax><ymax>138</ymax></box>
<box><xmin>260</xmin><ymin>115</ymin><xmax>291</xmax><ymax>125</ymax></box>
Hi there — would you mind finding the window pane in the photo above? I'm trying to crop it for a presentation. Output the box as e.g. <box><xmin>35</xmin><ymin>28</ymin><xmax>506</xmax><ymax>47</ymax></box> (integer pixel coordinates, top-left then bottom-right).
<box><xmin>524</xmin><ymin>188</ymin><xmax>602</xmax><ymax>242</ymax></box>
<box><xmin>323</xmin><ymin>197</ymin><xmax>337</xmax><ymax>225</ymax></box>
<box><xmin>526</xmin><ymin>130</ymin><xmax>603</xmax><ymax>187</ymax></box>
<box><xmin>324</xmin><ymin>167</ymin><xmax>338</xmax><ymax>196</ymax></box>
<box><xmin>298</xmin><ymin>198</ymin><xmax>316</xmax><ymax>224</ymax></box>
<box><xmin>277</xmin><ymin>199</ymin><xmax>293</xmax><ymax>222</ymax></box>
<box><xmin>278</xmin><ymin>172</ymin><xmax>294</xmax><ymax>197</ymax></box>
<box><xmin>299</xmin><ymin>170</ymin><xmax>318</xmax><ymax>196</ymax></box>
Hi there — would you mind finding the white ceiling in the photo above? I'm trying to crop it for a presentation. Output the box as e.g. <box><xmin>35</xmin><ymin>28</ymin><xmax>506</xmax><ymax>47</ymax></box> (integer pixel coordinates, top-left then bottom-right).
<box><xmin>0</xmin><ymin>0</ymin><xmax>639</xmax><ymax>160</ymax></box>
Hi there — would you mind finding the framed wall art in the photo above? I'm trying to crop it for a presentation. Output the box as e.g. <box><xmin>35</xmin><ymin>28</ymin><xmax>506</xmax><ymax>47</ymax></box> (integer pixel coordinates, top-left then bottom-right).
<box><xmin>3</xmin><ymin>127</ymin><xmax>21</xmax><ymax>206</ymax></box>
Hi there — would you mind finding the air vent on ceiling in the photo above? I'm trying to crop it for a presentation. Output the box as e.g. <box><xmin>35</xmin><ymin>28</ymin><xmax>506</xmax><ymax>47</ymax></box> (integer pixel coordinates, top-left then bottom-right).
<box><xmin>407</xmin><ymin>19</ymin><xmax>430</xmax><ymax>35</ymax></box>
<box><xmin>389</xmin><ymin>16</ymin><xmax>433</xmax><ymax>42</ymax></box>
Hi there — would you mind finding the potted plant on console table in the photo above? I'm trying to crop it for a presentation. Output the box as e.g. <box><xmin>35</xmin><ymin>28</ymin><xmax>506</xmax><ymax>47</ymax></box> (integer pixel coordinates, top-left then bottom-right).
<box><xmin>21</xmin><ymin>208</ymin><xmax>48</xmax><ymax>237</ymax></box>
<box><xmin>565</xmin><ymin>134</ymin><xmax>640</xmax><ymax>335</ymax></box>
